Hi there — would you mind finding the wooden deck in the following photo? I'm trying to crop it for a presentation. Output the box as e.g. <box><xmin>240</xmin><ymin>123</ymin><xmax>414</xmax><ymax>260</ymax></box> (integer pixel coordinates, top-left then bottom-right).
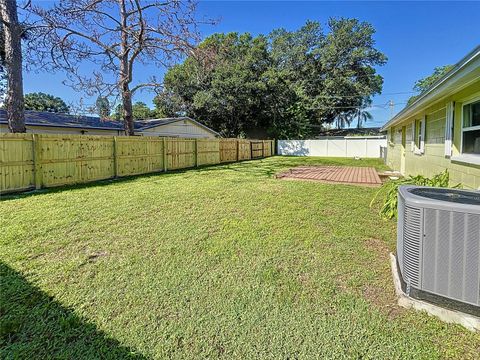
<box><xmin>277</xmin><ymin>166</ymin><xmax>382</xmax><ymax>187</ymax></box>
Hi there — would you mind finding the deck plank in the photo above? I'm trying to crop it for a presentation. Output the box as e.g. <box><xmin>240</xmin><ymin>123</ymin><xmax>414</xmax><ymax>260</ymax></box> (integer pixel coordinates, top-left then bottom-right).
<box><xmin>277</xmin><ymin>166</ymin><xmax>382</xmax><ymax>187</ymax></box>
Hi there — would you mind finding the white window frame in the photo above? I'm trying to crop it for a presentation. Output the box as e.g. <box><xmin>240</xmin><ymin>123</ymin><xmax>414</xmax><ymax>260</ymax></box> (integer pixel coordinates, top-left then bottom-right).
<box><xmin>413</xmin><ymin>116</ymin><xmax>425</xmax><ymax>155</ymax></box>
<box><xmin>388</xmin><ymin>128</ymin><xmax>395</xmax><ymax>146</ymax></box>
<box><xmin>410</xmin><ymin>122</ymin><xmax>415</xmax><ymax>152</ymax></box>
<box><xmin>460</xmin><ymin>96</ymin><xmax>480</xmax><ymax>155</ymax></box>
<box><xmin>444</xmin><ymin>102</ymin><xmax>454</xmax><ymax>157</ymax></box>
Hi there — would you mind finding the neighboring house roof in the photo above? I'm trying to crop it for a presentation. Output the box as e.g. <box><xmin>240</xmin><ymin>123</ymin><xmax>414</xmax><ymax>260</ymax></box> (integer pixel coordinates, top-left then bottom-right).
<box><xmin>0</xmin><ymin>110</ymin><xmax>220</xmax><ymax>135</ymax></box>
<box><xmin>0</xmin><ymin>110</ymin><xmax>125</xmax><ymax>130</ymax></box>
<box><xmin>137</xmin><ymin>116</ymin><xmax>221</xmax><ymax>136</ymax></box>
<box><xmin>381</xmin><ymin>45</ymin><xmax>480</xmax><ymax>131</ymax></box>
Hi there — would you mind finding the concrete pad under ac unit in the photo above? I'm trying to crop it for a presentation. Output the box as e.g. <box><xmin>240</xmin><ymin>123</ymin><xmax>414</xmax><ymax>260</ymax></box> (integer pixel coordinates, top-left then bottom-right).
<box><xmin>390</xmin><ymin>253</ymin><xmax>480</xmax><ymax>332</ymax></box>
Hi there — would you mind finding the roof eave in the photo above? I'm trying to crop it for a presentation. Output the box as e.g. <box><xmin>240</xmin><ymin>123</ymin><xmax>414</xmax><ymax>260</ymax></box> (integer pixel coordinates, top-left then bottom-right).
<box><xmin>138</xmin><ymin>117</ymin><xmax>221</xmax><ymax>136</ymax></box>
<box><xmin>381</xmin><ymin>45</ymin><xmax>480</xmax><ymax>131</ymax></box>
<box><xmin>0</xmin><ymin>121</ymin><xmax>123</xmax><ymax>131</ymax></box>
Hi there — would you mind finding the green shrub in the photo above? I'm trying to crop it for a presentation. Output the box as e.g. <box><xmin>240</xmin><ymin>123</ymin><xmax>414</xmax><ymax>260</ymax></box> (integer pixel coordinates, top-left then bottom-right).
<box><xmin>370</xmin><ymin>170</ymin><xmax>460</xmax><ymax>219</ymax></box>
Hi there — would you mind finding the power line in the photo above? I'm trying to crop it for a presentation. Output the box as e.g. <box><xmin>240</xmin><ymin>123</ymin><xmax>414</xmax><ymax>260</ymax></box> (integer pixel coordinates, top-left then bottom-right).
<box><xmin>312</xmin><ymin>101</ymin><xmax>408</xmax><ymax>111</ymax></box>
<box><xmin>314</xmin><ymin>91</ymin><xmax>416</xmax><ymax>99</ymax></box>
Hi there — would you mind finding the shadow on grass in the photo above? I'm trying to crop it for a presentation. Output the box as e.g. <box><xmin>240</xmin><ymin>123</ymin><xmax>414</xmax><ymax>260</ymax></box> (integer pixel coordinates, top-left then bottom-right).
<box><xmin>0</xmin><ymin>156</ymin><xmax>386</xmax><ymax>201</ymax></box>
<box><xmin>0</xmin><ymin>263</ymin><xmax>146</xmax><ymax>359</ymax></box>
<box><xmin>0</xmin><ymin>158</ymin><xmax>280</xmax><ymax>202</ymax></box>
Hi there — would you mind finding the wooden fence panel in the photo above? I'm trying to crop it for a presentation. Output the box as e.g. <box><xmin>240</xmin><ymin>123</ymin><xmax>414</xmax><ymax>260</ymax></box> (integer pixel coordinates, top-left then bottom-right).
<box><xmin>251</xmin><ymin>141</ymin><xmax>264</xmax><ymax>159</ymax></box>
<box><xmin>0</xmin><ymin>134</ymin><xmax>274</xmax><ymax>194</ymax></box>
<box><xmin>0</xmin><ymin>134</ymin><xmax>35</xmax><ymax>193</ymax></box>
<box><xmin>262</xmin><ymin>140</ymin><xmax>271</xmax><ymax>157</ymax></box>
<box><xmin>116</xmin><ymin>136</ymin><xmax>164</xmax><ymax>176</ymax></box>
<box><xmin>220</xmin><ymin>139</ymin><xmax>238</xmax><ymax>163</ymax></box>
<box><xmin>39</xmin><ymin>135</ymin><xmax>114</xmax><ymax>187</ymax></box>
<box><xmin>238</xmin><ymin>140</ymin><xmax>251</xmax><ymax>161</ymax></box>
<box><xmin>167</xmin><ymin>138</ymin><xmax>196</xmax><ymax>170</ymax></box>
<box><xmin>197</xmin><ymin>139</ymin><xmax>220</xmax><ymax>166</ymax></box>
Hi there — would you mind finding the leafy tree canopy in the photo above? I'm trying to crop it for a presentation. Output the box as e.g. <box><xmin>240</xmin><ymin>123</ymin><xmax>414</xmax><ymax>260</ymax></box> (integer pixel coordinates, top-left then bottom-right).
<box><xmin>24</xmin><ymin>92</ymin><xmax>69</xmax><ymax>113</ymax></box>
<box><xmin>95</xmin><ymin>96</ymin><xmax>110</xmax><ymax>119</ymax></box>
<box><xmin>113</xmin><ymin>102</ymin><xmax>156</xmax><ymax>121</ymax></box>
<box><xmin>155</xmin><ymin>18</ymin><xmax>386</xmax><ymax>138</ymax></box>
<box><xmin>407</xmin><ymin>65</ymin><xmax>453</xmax><ymax>105</ymax></box>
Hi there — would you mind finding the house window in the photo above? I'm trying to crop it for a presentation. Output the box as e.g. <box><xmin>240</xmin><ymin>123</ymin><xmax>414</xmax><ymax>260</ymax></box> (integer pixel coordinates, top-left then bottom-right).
<box><xmin>415</xmin><ymin>119</ymin><xmax>421</xmax><ymax>148</ymax></box>
<box><xmin>462</xmin><ymin>100</ymin><xmax>480</xmax><ymax>154</ymax></box>
<box><xmin>410</xmin><ymin>117</ymin><xmax>425</xmax><ymax>154</ymax></box>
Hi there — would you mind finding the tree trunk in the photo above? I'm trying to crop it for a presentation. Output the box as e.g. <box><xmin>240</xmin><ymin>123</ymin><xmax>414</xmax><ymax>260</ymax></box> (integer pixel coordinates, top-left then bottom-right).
<box><xmin>121</xmin><ymin>84</ymin><xmax>134</xmax><ymax>135</ymax></box>
<box><xmin>118</xmin><ymin>0</ymin><xmax>134</xmax><ymax>136</ymax></box>
<box><xmin>0</xmin><ymin>0</ymin><xmax>25</xmax><ymax>133</ymax></box>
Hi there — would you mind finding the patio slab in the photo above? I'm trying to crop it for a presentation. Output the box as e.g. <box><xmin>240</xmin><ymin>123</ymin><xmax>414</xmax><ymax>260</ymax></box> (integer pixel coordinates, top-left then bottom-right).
<box><xmin>276</xmin><ymin>166</ymin><xmax>382</xmax><ymax>187</ymax></box>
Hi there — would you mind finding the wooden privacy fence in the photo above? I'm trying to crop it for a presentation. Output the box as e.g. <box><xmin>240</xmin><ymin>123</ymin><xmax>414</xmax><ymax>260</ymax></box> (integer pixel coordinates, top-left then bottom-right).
<box><xmin>0</xmin><ymin>134</ymin><xmax>275</xmax><ymax>194</ymax></box>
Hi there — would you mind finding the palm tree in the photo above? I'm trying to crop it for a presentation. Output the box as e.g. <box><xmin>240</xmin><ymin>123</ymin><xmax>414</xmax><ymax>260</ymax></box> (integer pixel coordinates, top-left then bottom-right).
<box><xmin>354</xmin><ymin>107</ymin><xmax>373</xmax><ymax>128</ymax></box>
<box><xmin>335</xmin><ymin>112</ymin><xmax>352</xmax><ymax>129</ymax></box>
<box><xmin>354</xmin><ymin>98</ymin><xmax>373</xmax><ymax>128</ymax></box>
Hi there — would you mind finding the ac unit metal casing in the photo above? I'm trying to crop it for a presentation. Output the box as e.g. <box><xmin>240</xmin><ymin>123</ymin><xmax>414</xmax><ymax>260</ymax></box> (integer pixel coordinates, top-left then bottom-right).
<box><xmin>397</xmin><ymin>185</ymin><xmax>480</xmax><ymax>309</ymax></box>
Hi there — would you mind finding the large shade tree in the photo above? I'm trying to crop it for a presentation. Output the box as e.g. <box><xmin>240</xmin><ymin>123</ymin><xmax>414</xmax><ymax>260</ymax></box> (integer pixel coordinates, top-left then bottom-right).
<box><xmin>29</xmin><ymin>0</ymin><xmax>205</xmax><ymax>135</ymax></box>
<box><xmin>157</xmin><ymin>32</ymin><xmax>271</xmax><ymax>137</ymax></box>
<box><xmin>24</xmin><ymin>92</ymin><xmax>69</xmax><ymax>113</ymax></box>
<box><xmin>156</xmin><ymin>18</ymin><xmax>386</xmax><ymax>138</ymax></box>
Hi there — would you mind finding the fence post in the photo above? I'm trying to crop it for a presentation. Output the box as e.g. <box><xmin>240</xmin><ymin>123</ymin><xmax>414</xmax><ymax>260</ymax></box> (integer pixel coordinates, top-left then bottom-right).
<box><xmin>163</xmin><ymin>137</ymin><xmax>167</xmax><ymax>172</ymax></box>
<box><xmin>32</xmin><ymin>134</ymin><xmax>43</xmax><ymax>189</ymax></box>
<box><xmin>365</xmin><ymin>137</ymin><xmax>368</xmax><ymax>158</ymax></box>
<box><xmin>195</xmin><ymin>138</ymin><xmax>199</xmax><ymax>167</ymax></box>
<box><xmin>236</xmin><ymin>139</ymin><xmax>239</xmax><ymax>161</ymax></box>
<box><xmin>345</xmin><ymin>138</ymin><xmax>348</xmax><ymax>157</ymax></box>
<box><xmin>113</xmin><ymin>136</ymin><xmax>118</xmax><ymax>178</ymax></box>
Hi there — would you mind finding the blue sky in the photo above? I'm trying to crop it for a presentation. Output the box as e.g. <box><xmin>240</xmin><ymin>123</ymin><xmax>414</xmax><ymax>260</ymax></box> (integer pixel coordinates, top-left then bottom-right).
<box><xmin>24</xmin><ymin>1</ymin><xmax>480</xmax><ymax>127</ymax></box>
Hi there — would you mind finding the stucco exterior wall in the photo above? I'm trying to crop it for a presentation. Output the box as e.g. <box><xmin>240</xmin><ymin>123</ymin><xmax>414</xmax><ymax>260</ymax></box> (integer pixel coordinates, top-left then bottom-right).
<box><xmin>386</xmin><ymin>81</ymin><xmax>480</xmax><ymax>189</ymax></box>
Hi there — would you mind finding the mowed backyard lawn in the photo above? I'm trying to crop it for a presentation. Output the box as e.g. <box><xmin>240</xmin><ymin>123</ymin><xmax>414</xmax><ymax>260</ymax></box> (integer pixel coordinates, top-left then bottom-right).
<box><xmin>1</xmin><ymin>156</ymin><xmax>479</xmax><ymax>359</ymax></box>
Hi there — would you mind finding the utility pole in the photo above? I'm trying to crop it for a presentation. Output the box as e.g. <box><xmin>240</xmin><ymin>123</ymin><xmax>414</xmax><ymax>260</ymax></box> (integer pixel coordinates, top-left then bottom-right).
<box><xmin>389</xmin><ymin>100</ymin><xmax>395</xmax><ymax>119</ymax></box>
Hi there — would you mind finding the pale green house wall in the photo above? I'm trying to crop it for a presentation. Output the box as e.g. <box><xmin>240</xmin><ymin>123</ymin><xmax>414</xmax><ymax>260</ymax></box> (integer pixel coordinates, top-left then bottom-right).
<box><xmin>386</xmin><ymin>81</ymin><xmax>480</xmax><ymax>189</ymax></box>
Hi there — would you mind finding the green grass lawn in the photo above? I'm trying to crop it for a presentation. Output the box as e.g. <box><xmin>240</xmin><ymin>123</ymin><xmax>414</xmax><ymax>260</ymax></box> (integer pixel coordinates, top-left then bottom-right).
<box><xmin>1</xmin><ymin>156</ymin><xmax>479</xmax><ymax>359</ymax></box>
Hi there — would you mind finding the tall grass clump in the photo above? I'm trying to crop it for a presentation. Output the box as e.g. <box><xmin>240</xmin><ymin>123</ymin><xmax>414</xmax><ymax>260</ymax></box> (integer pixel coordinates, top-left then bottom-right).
<box><xmin>371</xmin><ymin>170</ymin><xmax>460</xmax><ymax>219</ymax></box>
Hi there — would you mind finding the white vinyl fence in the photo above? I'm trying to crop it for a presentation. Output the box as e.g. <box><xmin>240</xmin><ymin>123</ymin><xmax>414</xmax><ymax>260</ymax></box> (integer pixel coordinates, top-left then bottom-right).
<box><xmin>278</xmin><ymin>136</ymin><xmax>387</xmax><ymax>158</ymax></box>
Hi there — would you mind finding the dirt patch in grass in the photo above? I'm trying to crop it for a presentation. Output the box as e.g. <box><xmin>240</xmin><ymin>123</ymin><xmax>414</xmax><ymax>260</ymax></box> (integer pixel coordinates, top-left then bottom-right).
<box><xmin>78</xmin><ymin>250</ymin><xmax>109</xmax><ymax>268</ymax></box>
<box><xmin>361</xmin><ymin>238</ymin><xmax>404</xmax><ymax>318</ymax></box>
<box><xmin>364</xmin><ymin>237</ymin><xmax>391</xmax><ymax>258</ymax></box>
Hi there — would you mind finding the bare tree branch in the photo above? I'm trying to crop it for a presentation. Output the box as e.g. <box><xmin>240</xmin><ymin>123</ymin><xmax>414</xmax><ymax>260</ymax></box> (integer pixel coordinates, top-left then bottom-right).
<box><xmin>27</xmin><ymin>0</ymin><xmax>212</xmax><ymax>134</ymax></box>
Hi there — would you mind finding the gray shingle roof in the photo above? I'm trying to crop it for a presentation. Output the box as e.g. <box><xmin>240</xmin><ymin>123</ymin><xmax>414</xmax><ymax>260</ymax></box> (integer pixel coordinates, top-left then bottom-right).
<box><xmin>0</xmin><ymin>110</ymin><xmax>218</xmax><ymax>135</ymax></box>
<box><xmin>0</xmin><ymin>110</ymin><xmax>126</xmax><ymax>130</ymax></box>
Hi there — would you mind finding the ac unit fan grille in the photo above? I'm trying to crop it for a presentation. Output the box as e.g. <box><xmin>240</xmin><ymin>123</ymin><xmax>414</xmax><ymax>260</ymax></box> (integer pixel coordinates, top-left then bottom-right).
<box><xmin>403</xmin><ymin>205</ymin><xmax>422</xmax><ymax>288</ymax></box>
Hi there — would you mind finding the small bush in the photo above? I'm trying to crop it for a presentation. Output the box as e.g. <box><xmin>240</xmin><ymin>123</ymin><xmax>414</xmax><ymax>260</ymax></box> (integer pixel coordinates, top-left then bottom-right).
<box><xmin>370</xmin><ymin>170</ymin><xmax>460</xmax><ymax>219</ymax></box>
